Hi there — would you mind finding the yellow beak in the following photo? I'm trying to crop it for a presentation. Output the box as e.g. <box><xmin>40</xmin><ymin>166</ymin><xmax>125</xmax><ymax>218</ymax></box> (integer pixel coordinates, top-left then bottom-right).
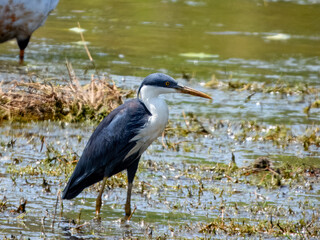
<box><xmin>176</xmin><ymin>85</ymin><xmax>212</xmax><ymax>99</ymax></box>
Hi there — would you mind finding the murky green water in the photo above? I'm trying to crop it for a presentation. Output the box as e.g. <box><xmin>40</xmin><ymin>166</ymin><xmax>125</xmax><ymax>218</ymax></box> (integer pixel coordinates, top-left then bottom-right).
<box><xmin>0</xmin><ymin>0</ymin><xmax>319</xmax><ymax>239</ymax></box>
<box><xmin>1</xmin><ymin>0</ymin><xmax>320</xmax><ymax>85</ymax></box>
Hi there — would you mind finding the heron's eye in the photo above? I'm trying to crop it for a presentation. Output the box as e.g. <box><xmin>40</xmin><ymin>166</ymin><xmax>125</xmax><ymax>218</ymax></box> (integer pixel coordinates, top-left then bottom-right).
<box><xmin>165</xmin><ymin>81</ymin><xmax>170</xmax><ymax>86</ymax></box>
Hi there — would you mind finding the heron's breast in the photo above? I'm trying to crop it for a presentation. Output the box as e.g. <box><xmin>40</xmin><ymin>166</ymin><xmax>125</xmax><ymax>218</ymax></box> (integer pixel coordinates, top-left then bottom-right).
<box><xmin>124</xmin><ymin>99</ymin><xmax>169</xmax><ymax>159</ymax></box>
<box><xmin>147</xmin><ymin>98</ymin><xmax>169</xmax><ymax>138</ymax></box>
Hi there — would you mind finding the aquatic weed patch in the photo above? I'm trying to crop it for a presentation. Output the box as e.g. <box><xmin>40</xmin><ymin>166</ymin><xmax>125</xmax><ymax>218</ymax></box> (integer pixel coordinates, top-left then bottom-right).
<box><xmin>165</xmin><ymin>115</ymin><xmax>320</xmax><ymax>153</ymax></box>
<box><xmin>6</xmin><ymin>144</ymin><xmax>78</xmax><ymax>178</ymax></box>
<box><xmin>205</xmin><ymin>76</ymin><xmax>319</xmax><ymax>95</ymax></box>
<box><xmin>1</xmin><ymin>131</ymin><xmax>320</xmax><ymax>239</ymax></box>
<box><xmin>233</xmin><ymin>120</ymin><xmax>320</xmax><ymax>150</ymax></box>
<box><xmin>0</xmin><ymin>102</ymin><xmax>319</xmax><ymax>239</ymax></box>
<box><xmin>200</xmin><ymin>216</ymin><xmax>320</xmax><ymax>238</ymax></box>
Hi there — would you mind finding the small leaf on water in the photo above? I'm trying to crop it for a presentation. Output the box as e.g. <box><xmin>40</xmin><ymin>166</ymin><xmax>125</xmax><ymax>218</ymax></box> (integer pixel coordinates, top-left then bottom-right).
<box><xmin>179</xmin><ymin>52</ymin><xmax>219</xmax><ymax>58</ymax></box>
<box><xmin>69</xmin><ymin>27</ymin><xmax>86</xmax><ymax>33</ymax></box>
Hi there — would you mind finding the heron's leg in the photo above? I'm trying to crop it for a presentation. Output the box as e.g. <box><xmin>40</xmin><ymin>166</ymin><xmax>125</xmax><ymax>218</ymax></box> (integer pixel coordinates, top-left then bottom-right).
<box><xmin>19</xmin><ymin>50</ymin><xmax>25</xmax><ymax>64</ymax></box>
<box><xmin>17</xmin><ymin>37</ymin><xmax>30</xmax><ymax>64</ymax></box>
<box><xmin>96</xmin><ymin>176</ymin><xmax>107</xmax><ymax>217</ymax></box>
<box><xmin>125</xmin><ymin>182</ymin><xmax>133</xmax><ymax>218</ymax></box>
<box><xmin>124</xmin><ymin>159</ymin><xmax>140</xmax><ymax>220</ymax></box>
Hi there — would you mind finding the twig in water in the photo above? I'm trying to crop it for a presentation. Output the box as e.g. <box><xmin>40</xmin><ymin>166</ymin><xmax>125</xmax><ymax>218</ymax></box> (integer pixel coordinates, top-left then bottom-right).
<box><xmin>225</xmin><ymin>175</ymin><xmax>234</xmax><ymax>182</ymax></box>
<box><xmin>77</xmin><ymin>22</ymin><xmax>99</xmax><ymax>77</ymax></box>
<box><xmin>127</xmin><ymin>205</ymin><xmax>137</xmax><ymax>221</ymax></box>
<box><xmin>74</xmin><ymin>222</ymin><xmax>89</xmax><ymax>231</ymax></box>
<box><xmin>161</xmin><ymin>131</ymin><xmax>168</xmax><ymax>149</ymax></box>
<box><xmin>59</xmin><ymin>188</ymin><xmax>63</xmax><ymax>228</ymax></box>
<box><xmin>182</xmin><ymin>110</ymin><xmax>190</xmax><ymax>131</ymax></box>
<box><xmin>78</xmin><ymin>22</ymin><xmax>93</xmax><ymax>62</ymax></box>
<box><xmin>77</xmin><ymin>208</ymin><xmax>83</xmax><ymax>225</ymax></box>
<box><xmin>41</xmin><ymin>213</ymin><xmax>47</xmax><ymax>237</ymax></box>
<box><xmin>65</xmin><ymin>59</ymin><xmax>80</xmax><ymax>96</ymax></box>
<box><xmin>90</xmin><ymin>74</ymin><xmax>95</xmax><ymax>105</ymax></box>
<box><xmin>266</xmin><ymin>166</ymin><xmax>280</xmax><ymax>176</ymax></box>
<box><xmin>277</xmin><ymin>221</ymin><xmax>285</xmax><ymax>233</ymax></box>
<box><xmin>258</xmin><ymin>172</ymin><xmax>269</xmax><ymax>185</ymax></box>
<box><xmin>40</xmin><ymin>136</ymin><xmax>45</xmax><ymax>152</ymax></box>
<box><xmin>51</xmin><ymin>189</ymin><xmax>60</xmax><ymax>230</ymax></box>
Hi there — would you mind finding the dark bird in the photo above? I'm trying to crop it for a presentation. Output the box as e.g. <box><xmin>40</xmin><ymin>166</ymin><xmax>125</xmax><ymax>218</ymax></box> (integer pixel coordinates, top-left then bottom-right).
<box><xmin>0</xmin><ymin>0</ymin><xmax>59</xmax><ymax>63</ymax></box>
<box><xmin>62</xmin><ymin>73</ymin><xmax>211</xmax><ymax>219</ymax></box>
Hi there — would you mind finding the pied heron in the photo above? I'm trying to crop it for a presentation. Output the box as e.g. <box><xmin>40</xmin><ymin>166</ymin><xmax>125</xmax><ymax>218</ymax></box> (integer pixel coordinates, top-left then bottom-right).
<box><xmin>62</xmin><ymin>73</ymin><xmax>211</xmax><ymax>219</ymax></box>
<box><xmin>0</xmin><ymin>0</ymin><xmax>59</xmax><ymax>63</ymax></box>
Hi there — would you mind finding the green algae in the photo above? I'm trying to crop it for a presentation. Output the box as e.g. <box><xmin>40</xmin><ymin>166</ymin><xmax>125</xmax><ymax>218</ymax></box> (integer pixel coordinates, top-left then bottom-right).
<box><xmin>1</xmin><ymin>79</ymin><xmax>319</xmax><ymax>239</ymax></box>
<box><xmin>205</xmin><ymin>76</ymin><xmax>320</xmax><ymax>96</ymax></box>
<box><xmin>3</xmin><ymin>143</ymin><xmax>320</xmax><ymax>239</ymax></box>
<box><xmin>234</xmin><ymin>120</ymin><xmax>320</xmax><ymax>150</ymax></box>
<box><xmin>304</xmin><ymin>99</ymin><xmax>320</xmax><ymax>117</ymax></box>
<box><xmin>200</xmin><ymin>216</ymin><xmax>320</xmax><ymax>238</ymax></box>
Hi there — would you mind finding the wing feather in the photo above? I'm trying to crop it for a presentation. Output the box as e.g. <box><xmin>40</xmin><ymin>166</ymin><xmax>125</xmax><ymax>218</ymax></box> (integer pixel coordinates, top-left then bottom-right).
<box><xmin>62</xmin><ymin>99</ymin><xmax>150</xmax><ymax>199</ymax></box>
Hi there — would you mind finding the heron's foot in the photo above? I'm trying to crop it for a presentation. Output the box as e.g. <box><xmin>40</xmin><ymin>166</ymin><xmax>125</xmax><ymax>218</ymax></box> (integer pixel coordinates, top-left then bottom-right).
<box><xmin>95</xmin><ymin>209</ymin><xmax>101</xmax><ymax>217</ymax></box>
<box><xmin>120</xmin><ymin>214</ymin><xmax>130</xmax><ymax>223</ymax></box>
<box><xmin>122</xmin><ymin>205</ymin><xmax>136</xmax><ymax>223</ymax></box>
<box><xmin>94</xmin><ymin>214</ymin><xmax>102</xmax><ymax>222</ymax></box>
<box><xmin>95</xmin><ymin>196</ymin><xmax>103</xmax><ymax>217</ymax></box>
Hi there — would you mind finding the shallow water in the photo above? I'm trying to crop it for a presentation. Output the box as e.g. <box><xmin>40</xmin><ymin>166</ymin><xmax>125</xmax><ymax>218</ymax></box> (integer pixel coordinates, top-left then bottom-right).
<box><xmin>1</xmin><ymin>0</ymin><xmax>320</xmax><ymax>85</ymax></box>
<box><xmin>0</xmin><ymin>0</ymin><xmax>319</xmax><ymax>239</ymax></box>
<box><xmin>1</xmin><ymin>120</ymin><xmax>319</xmax><ymax>239</ymax></box>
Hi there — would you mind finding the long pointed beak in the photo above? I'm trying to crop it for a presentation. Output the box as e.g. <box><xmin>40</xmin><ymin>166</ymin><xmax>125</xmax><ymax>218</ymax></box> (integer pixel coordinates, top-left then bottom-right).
<box><xmin>176</xmin><ymin>85</ymin><xmax>212</xmax><ymax>99</ymax></box>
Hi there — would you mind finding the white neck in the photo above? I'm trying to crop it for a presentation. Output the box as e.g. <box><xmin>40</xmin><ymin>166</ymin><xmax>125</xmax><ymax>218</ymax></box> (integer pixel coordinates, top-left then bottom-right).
<box><xmin>139</xmin><ymin>85</ymin><xmax>176</xmax><ymax>134</ymax></box>
<box><xmin>140</xmin><ymin>84</ymin><xmax>176</xmax><ymax>99</ymax></box>
<box><xmin>140</xmin><ymin>85</ymin><xmax>175</xmax><ymax>101</ymax></box>
<box><xmin>139</xmin><ymin>85</ymin><xmax>169</xmax><ymax>115</ymax></box>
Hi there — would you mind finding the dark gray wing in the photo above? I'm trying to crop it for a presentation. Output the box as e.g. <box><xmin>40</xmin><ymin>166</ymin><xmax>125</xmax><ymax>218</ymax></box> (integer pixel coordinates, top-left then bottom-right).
<box><xmin>62</xmin><ymin>99</ymin><xmax>150</xmax><ymax>199</ymax></box>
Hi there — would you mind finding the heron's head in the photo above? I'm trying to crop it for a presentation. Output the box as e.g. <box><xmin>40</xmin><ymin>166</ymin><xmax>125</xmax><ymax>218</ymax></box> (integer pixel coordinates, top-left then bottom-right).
<box><xmin>137</xmin><ymin>73</ymin><xmax>212</xmax><ymax>100</ymax></box>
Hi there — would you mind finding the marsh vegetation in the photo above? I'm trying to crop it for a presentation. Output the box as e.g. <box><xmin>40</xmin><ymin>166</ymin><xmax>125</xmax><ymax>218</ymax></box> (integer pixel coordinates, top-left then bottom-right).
<box><xmin>0</xmin><ymin>0</ymin><xmax>319</xmax><ymax>239</ymax></box>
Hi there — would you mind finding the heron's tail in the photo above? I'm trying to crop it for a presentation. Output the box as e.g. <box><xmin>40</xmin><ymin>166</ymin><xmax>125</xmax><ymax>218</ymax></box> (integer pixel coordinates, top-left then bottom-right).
<box><xmin>62</xmin><ymin>167</ymin><xmax>104</xmax><ymax>200</ymax></box>
<box><xmin>62</xmin><ymin>178</ymin><xmax>85</xmax><ymax>200</ymax></box>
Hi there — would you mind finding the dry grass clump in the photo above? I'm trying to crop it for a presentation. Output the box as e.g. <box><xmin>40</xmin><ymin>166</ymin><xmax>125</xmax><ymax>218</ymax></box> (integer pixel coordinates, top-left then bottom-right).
<box><xmin>0</xmin><ymin>62</ymin><xmax>133</xmax><ymax>123</ymax></box>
